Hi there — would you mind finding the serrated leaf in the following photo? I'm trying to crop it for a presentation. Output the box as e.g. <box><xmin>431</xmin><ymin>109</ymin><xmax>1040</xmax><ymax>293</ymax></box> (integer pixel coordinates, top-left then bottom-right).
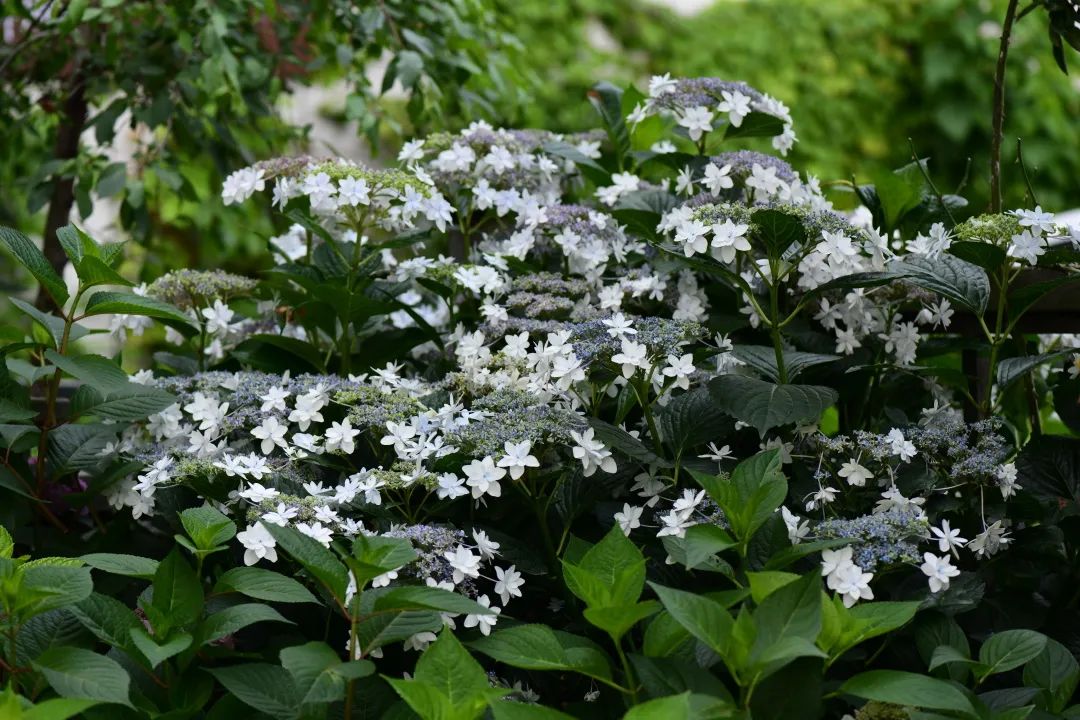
<box><xmin>32</xmin><ymin>646</ymin><xmax>132</xmax><ymax>707</ymax></box>
<box><xmin>371</xmin><ymin>585</ymin><xmax>487</xmax><ymax>615</ymax></box>
<box><xmin>69</xmin><ymin>593</ymin><xmax>143</xmax><ymax>658</ymax></box>
<box><xmin>658</xmin><ymin>388</ymin><xmax>729</xmax><ymax>456</ymax></box>
<box><xmin>129</xmin><ymin>628</ymin><xmax>192</xmax><ymax>668</ymax></box>
<box><xmin>731</xmin><ymin>345</ymin><xmax>840</xmax><ymax>383</ymax></box>
<box><xmin>649</xmin><ymin>582</ymin><xmax>733</xmax><ymax>658</ymax></box>
<box><xmin>587</xmin><ymin>417</ymin><xmax>671</xmax><ymax>467</ymax></box>
<box><xmin>0</xmin><ymin>226</ymin><xmax>69</xmax><ymax>306</ymax></box>
<box><xmin>264</xmin><ymin>524</ymin><xmax>349</xmax><ymax>603</ymax></box>
<box><xmin>996</xmin><ymin>349</ymin><xmax>1076</xmax><ymax>392</ymax></box>
<box><xmin>151</xmin><ymin>550</ymin><xmax>203</xmax><ymax>631</ymax></box>
<box><xmin>81</xmin><ymin>291</ymin><xmax>193</xmax><ymax>326</ymax></box>
<box><xmin>751</xmin><ymin>208</ymin><xmax>806</xmax><ymax>258</ymax></box>
<box><xmin>74</xmin><ymin>256</ymin><xmax>131</xmax><ymax>288</ymax></box>
<box><xmin>198</xmin><ymin>604</ymin><xmax>291</xmax><ymax>646</ymax></box>
<box><xmin>358</xmin><ymin>610</ymin><xmax>441</xmax><ymax>654</ymax></box>
<box><xmin>469</xmin><ymin>625</ymin><xmax>612</xmax><ymax>682</ymax></box>
<box><xmin>9</xmin><ymin>297</ymin><xmax>89</xmax><ymax>349</ymax></box>
<box><xmin>207</xmin><ymin>664</ymin><xmax>300</xmax><ymax>720</ymax></box>
<box><xmin>180</xmin><ymin>505</ymin><xmax>235</xmax><ymax>551</ymax></box>
<box><xmin>47</xmin><ymin>425</ymin><xmax>116</xmax><ymax>473</ymax></box>
<box><xmin>81</xmin><ymin>553</ymin><xmax>158</xmax><ymax>579</ymax></box>
<box><xmin>891</xmin><ymin>254</ymin><xmax>989</xmax><ymax>315</ymax></box>
<box><xmin>213</xmin><ymin>567</ymin><xmax>319</xmax><ymax>604</ymax></box>
<box><xmin>708</xmin><ymin>375</ymin><xmax>837</xmax><ymax>435</ymax></box>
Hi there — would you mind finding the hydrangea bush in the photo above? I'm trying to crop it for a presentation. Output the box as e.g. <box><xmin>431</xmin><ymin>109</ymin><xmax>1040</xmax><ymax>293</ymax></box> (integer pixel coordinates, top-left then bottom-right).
<box><xmin>3</xmin><ymin>73</ymin><xmax>1080</xmax><ymax>719</ymax></box>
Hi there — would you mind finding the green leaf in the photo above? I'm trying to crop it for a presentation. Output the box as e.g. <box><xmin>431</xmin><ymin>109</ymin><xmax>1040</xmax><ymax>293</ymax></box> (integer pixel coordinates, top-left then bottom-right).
<box><xmin>371</xmin><ymin>585</ymin><xmax>488</xmax><ymax>615</ymax></box>
<box><xmin>915</xmin><ymin>612</ymin><xmax>972</xmax><ymax>684</ymax></box>
<box><xmin>587</xmin><ymin>417</ymin><xmax>671</xmax><ymax>467</ymax></box>
<box><xmin>0</xmin><ymin>525</ymin><xmax>12</xmax><ymax>558</ymax></box>
<box><xmin>233</xmin><ymin>334</ymin><xmax>326</xmax><ymax>374</ymax></box>
<box><xmin>489</xmin><ymin>701</ymin><xmax>577</xmax><ymax>720</ymax></box>
<box><xmin>180</xmin><ymin>505</ymin><xmax>236</xmax><ymax>552</ymax></box>
<box><xmin>68</xmin><ymin>383</ymin><xmax>176</xmax><ymax>421</ymax></box>
<box><xmin>649</xmin><ymin>582</ymin><xmax>733</xmax><ymax>658</ymax></box>
<box><xmin>763</xmin><ymin>539</ymin><xmax>853</xmax><ymax>571</ymax></box>
<box><xmin>583</xmin><ymin>600</ymin><xmax>661</xmax><ymax>642</ymax></box>
<box><xmin>891</xmin><ymin>254</ymin><xmax>990</xmax><ymax>315</ymax></box>
<box><xmin>996</xmin><ymin>350</ymin><xmax>1077</xmax><ymax>392</ymax></box>
<box><xmin>681</xmin><ymin>524</ymin><xmax>737</xmax><ymax>569</ymax></box>
<box><xmin>23</xmin><ymin>698</ymin><xmax>102</xmax><ymax>720</ymax></box>
<box><xmin>81</xmin><ymin>291</ymin><xmax>193</xmax><ymax>326</ymax></box>
<box><xmin>948</xmin><ymin>241</ymin><xmax>1006</xmax><ymax>272</ymax></box>
<box><xmin>623</xmin><ymin>691</ymin><xmax>738</xmax><ymax>719</ymax></box>
<box><xmin>74</xmin><ymin>256</ymin><xmax>131</xmax><ymax>288</ymax></box>
<box><xmin>752</xmin><ymin>571</ymin><xmax>822</xmax><ymax>654</ymax></box>
<box><xmin>751</xmin><ymin>208</ymin><xmax>806</xmax><ymax>258</ymax></box>
<box><xmin>731</xmin><ymin>345</ymin><xmax>840</xmax><ymax>383</ymax></box>
<box><xmin>414</xmin><ymin>631</ymin><xmax>491</xmax><ymax>707</ymax></box>
<box><xmin>151</xmin><ymin>549</ymin><xmax>204</xmax><ymax>631</ymax></box>
<box><xmin>0</xmin><ymin>226</ymin><xmax>69</xmax><ymax>306</ymax></box>
<box><xmin>469</xmin><ymin>625</ymin><xmax>612</xmax><ymax>683</ymax></box>
<box><xmin>358</xmin><ymin>610</ymin><xmax>441</xmax><ymax>654</ymax></box>
<box><xmin>32</xmin><ymin>646</ymin><xmax>132</xmax><ymax>707</ymax></box>
<box><xmin>821</xmin><ymin>600</ymin><xmax>920</xmax><ymax>660</ymax></box>
<box><xmin>198</xmin><ymin>603</ymin><xmax>292</xmax><ymax>646</ymax></box>
<box><xmin>55</xmin><ymin>224</ymin><xmax>100</xmax><ymax>266</ymax></box>
<box><xmin>577</xmin><ymin>525</ymin><xmax>647</xmax><ymax>606</ymax></box>
<box><xmin>129</xmin><ymin>628</ymin><xmax>192</xmax><ymax>668</ymax></box>
<box><xmin>207</xmin><ymin>664</ymin><xmax>300</xmax><ymax>720</ymax></box>
<box><xmin>928</xmin><ymin>644</ymin><xmax>978</xmax><ymax>673</ymax></box>
<box><xmin>8</xmin><ymin>297</ymin><xmax>85</xmax><ymax>348</ymax></box>
<box><xmin>658</xmin><ymin>388</ymin><xmax>729</xmax><ymax>456</ymax></box>
<box><xmin>280</xmin><ymin>641</ymin><xmax>374</xmax><ymax>706</ymax></box>
<box><xmin>872</xmin><ymin>166</ymin><xmax>924</xmax><ymax>231</ymax></box>
<box><xmin>384</xmin><ymin>678</ymin><xmax>456</xmax><ymax>720</ymax></box>
<box><xmin>265</xmin><ymin>524</ymin><xmax>349</xmax><ymax>603</ymax></box>
<box><xmin>587</xmin><ymin>81</ymin><xmax>630</xmax><ymax>161</ymax></box>
<box><xmin>841</xmin><ymin>670</ymin><xmax>978</xmax><ymax>715</ymax></box>
<box><xmin>213</xmin><ymin>567</ymin><xmax>319</xmax><ymax>604</ymax></box>
<box><xmin>69</xmin><ymin>593</ymin><xmax>143</xmax><ymax>658</ymax></box>
<box><xmin>693</xmin><ymin>449</ymin><xmax>786</xmax><ymax>543</ymax></box>
<box><xmin>978</xmin><ymin>630</ymin><xmax>1047</xmax><ymax>678</ymax></box>
<box><xmin>348</xmin><ymin>534</ymin><xmax>417</xmax><ymax>587</ymax></box>
<box><xmin>81</xmin><ymin>553</ymin><xmax>158</xmax><ymax>579</ymax></box>
<box><xmin>96</xmin><ymin>162</ymin><xmax>127</xmax><ymax>197</ymax></box>
<box><xmin>725</xmin><ymin>111</ymin><xmax>785</xmax><ymax>139</ymax></box>
<box><xmin>1023</xmin><ymin>637</ymin><xmax>1079</xmax><ymax>714</ymax></box>
<box><xmin>17</xmin><ymin>565</ymin><xmax>94</xmax><ymax>618</ymax></box>
<box><xmin>708</xmin><ymin>375</ymin><xmax>837</xmax><ymax>435</ymax></box>
<box><xmin>44</xmin><ymin>351</ymin><xmax>130</xmax><ymax>393</ymax></box>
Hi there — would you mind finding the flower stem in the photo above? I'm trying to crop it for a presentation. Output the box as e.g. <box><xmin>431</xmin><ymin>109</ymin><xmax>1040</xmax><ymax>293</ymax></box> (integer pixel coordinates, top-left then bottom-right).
<box><xmin>990</xmin><ymin>0</ymin><xmax>1020</xmax><ymax>213</ymax></box>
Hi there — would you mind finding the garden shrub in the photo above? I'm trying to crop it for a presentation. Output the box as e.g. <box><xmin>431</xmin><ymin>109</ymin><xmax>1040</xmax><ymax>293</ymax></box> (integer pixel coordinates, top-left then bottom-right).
<box><xmin>3</xmin><ymin>54</ymin><xmax>1080</xmax><ymax>720</ymax></box>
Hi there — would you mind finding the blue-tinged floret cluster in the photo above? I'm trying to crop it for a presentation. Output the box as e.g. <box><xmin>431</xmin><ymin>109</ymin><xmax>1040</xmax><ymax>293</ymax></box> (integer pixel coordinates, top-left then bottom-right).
<box><xmin>815</xmin><ymin>508</ymin><xmax>928</xmax><ymax>571</ymax></box>
<box><xmin>446</xmin><ymin>389</ymin><xmax>585</xmax><ymax>457</ymax></box>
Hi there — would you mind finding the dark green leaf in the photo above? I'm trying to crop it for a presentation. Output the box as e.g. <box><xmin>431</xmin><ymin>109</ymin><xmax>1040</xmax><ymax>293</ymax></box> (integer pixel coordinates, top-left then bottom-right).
<box><xmin>708</xmin><ymin>375</ymin><xmax>837</xmax><ymax>435</ymax></box>
<box><xmin>0</xmin><ymin>226</ymin><xmax>69</xmax><ymax>306</ymax></box>
<box><xmin>33</xmin><ymin>646</ymin><xmax>132</xmax><ymax>707</ymax></box>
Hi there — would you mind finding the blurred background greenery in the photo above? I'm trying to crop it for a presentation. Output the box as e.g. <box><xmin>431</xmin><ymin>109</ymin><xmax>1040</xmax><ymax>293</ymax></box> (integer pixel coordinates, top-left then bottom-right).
<box><xmin>2</xmin><ymin>0</ymin><xmax>1077</xmax><ymax>284</ymax></box>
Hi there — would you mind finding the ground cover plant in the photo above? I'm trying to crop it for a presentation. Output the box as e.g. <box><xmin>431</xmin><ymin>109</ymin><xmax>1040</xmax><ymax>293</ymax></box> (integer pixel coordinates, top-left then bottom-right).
<box><xmin>3</xmin><ymin>3</ymin><xmax>1080</xmax><ymax>719</ymax></box>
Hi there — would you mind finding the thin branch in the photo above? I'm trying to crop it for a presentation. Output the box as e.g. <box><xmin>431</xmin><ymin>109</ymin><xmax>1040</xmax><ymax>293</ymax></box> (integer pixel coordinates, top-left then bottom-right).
<box><xmin>1015</xmin><ymin>137</ymin><xmax>1041</xmax><ymax>208</ymax></box>
<box><xmin>908</xmin><ymin>138</ymin><xmax>956</xmax><ymax>225</ymax></box>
